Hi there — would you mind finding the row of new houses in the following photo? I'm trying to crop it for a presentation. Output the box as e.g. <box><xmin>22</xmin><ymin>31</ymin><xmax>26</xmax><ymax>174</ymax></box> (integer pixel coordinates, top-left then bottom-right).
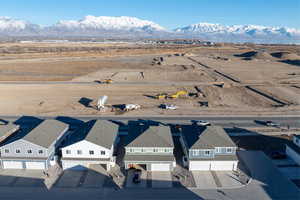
<box><xmin>0</xmin><ymin>119</ymin><xmax>239</xmax><ymax>172</ymax></box>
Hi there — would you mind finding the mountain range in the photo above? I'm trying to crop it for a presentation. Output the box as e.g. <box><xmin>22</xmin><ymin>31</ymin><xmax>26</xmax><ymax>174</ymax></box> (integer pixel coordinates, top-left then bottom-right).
<box><xmin>0</xmin><ymin>16</ymin><xmax>299</xmax><ymax>44</ymax></box>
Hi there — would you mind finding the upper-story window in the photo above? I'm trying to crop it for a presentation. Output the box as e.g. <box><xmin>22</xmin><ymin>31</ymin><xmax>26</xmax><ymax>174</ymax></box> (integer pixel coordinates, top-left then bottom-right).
<box><xmin>66</xmin><ymin>150</ymin><xmax>71</xmax><ymax>154</ymax></box>
<box><xmin>129</xmin><ymin>148</ymin><xmax>134</xmax><ymax>153</ymax></box>
<box><xmin>89</xmin><ymin>150</ymin><xmax>94</xmax><ymax>155</ymax></box>
<box><xmin>4</xmin><ymin>149</ymin><xmax>9</xmax><ymax>153</ymax></box>
<box><xmin>154</xmin><ymin>148</ymin><xmax>158</xmax><ymax>153</ymax></box>
<box><xmin>226</xmin><ymin>148</ymin><xmax>233</xmax><ymax>153</ymax></box>
<box><xmin>192</xmin><ymin>150</ymin><xmax>199</xmax><ymax>156</ymax></box>
<box><xmin>16</xmin><ymin>149</ymin><xmax>21</xmax><ymax>154</ymax></box>
<box><xmin>27</xmin><ymin>149</ymin><xmax>32</xmax><ymax>154</ymax></box>
<box><xmin>77</xmin><ymin>150</ymin><xmax>82</xmax><ymax>155</ymax></box>
<box><xmin>204</xmin><ymin>150</ymin><xmax>210</xmax><ymax>155</ymax></box>
<box><xmin>38</xmin><ymin>150</ymin><xmax>43</xmax><ymax>154</ymax></box>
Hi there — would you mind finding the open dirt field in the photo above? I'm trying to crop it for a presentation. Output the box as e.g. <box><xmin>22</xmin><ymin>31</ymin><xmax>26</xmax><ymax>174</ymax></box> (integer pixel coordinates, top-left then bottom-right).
<box><xmin>0</xmin><ymin>42</ymin><xmax>299</xmax><ymax>116</ymax></box>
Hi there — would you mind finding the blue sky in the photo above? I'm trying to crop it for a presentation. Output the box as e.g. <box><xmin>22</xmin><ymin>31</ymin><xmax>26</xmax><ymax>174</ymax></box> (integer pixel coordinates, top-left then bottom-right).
<box><xmin>1</xmin><ymin>0</ymin><xmax>299</xmax><ymax>29</ymax></box>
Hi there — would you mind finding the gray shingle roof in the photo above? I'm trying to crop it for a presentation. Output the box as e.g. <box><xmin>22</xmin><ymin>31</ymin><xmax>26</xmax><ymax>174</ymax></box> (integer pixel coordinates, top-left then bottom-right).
<box><xmin>0</xmin><ymin>124</ymin><xmax>19</xmax><ymax>143</ymax></box>
<box><xmin>182</xmin><ymin>125</ymin><xmax>236</xmax><ymax>149</ymax></box>
<box><xmin>126</xmin><ymin>125</ymin><xmax>173</xmax><ymax>148</ymax></box>
<box><xmin>84</xmin><ymin>120</ymin><xmax>118</xmax><ymax>148</ymax></box>
<box><xmin>23</xmin><ymin>119</ymin><xmax>68</xmax><ymax>148</ymax></box>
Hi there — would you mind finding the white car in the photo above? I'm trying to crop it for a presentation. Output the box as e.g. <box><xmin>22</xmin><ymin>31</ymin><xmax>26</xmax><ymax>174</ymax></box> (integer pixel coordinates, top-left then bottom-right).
<box><xmin>163</xmin><ymin>104</ymin><xmax>178</xmax><ymax>110</ymax></box>
<box><xmin>197</xmin><ymin>120</ymin><xmax>211</xmax><ymax>126</ymax></box>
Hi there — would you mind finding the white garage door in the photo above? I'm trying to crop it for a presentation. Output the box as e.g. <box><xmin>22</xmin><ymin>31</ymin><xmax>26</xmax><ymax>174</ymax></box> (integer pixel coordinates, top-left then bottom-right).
<box><xmin>210</xmin><ymin>161</ymin><xmax>235</xmax><ymax>171</ymax></box>
<box><xmin>3</xmin><ymin>161</ymin><xmax>23</xmax><ymax>169</ymax></box>
<box><xmin>25</xmin><ymin>162</ymin><xmax>45</xmax><ymax>170</ymax></box>
<box><xmin>151</xmin><ymin>163</ymin><xmax>170</xmax><ymax>171</ymax></box>
<box><xmin>190</xmin><ymin>161</ymin><xmax>211</xmax><ymax>171</ymax></box>
<box><xmin>62</xmin><ymin>161</ymin><xmax>88</xmax><ymax>171</ymax></box>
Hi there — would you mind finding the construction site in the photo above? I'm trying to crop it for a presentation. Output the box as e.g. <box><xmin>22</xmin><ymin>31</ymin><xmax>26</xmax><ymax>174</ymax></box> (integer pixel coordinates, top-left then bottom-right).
<box><xmin>0</xmin><ymin>42</ymin><xmax>299</xmax><ymax>116</ymax></box>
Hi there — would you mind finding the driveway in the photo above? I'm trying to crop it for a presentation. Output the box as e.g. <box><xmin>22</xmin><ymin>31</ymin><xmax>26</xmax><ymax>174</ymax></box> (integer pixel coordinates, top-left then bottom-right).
<box><xmin>125</xmin><ymin>169</ymin><xmax>147</xmax><ymax>188</ymax></box>
<box><xmin>55</xmin><ymin>170</ymin><xmax>85</xmax><ymax>188</ymax></box>
<box><xmin>192</xmin><ymin>171</ymin><xmax>216</xmax><ymax>189</ymax></box>
<box><xmin>151</xmin><ymin>172</ymin><xmax>172</xmax><ymax>188</ymax></box>
<box><xmin>0</xmin><ymin>169</ymin><xmax>45</xmax><ymax>187</ymax></box>
<box><xmin>215</xmin><ymin>171</ymin><xmax>244</xmax><ymax>188</ymax></box>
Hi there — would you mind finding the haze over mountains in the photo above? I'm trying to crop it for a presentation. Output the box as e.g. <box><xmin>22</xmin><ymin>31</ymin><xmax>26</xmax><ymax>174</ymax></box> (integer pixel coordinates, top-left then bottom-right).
<box><xmin>0</xmin><ymin>16</ymin><xmax>299</xmax><ymax>44</ymax></box>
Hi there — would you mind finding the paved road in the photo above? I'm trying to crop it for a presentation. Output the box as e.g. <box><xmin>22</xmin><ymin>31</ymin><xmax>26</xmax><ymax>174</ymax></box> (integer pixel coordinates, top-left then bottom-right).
<box><xmin>1</xmin><ymin>115</ymin><xmax>299</xmax><ymax>128</ymax></box>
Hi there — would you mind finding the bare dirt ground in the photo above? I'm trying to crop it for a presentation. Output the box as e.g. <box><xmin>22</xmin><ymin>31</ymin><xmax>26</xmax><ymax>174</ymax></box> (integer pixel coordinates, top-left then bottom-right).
<box><xmin>0</xmin><ymin>42</ymin><xmax>299</xmax><ymax>116</ymax></box>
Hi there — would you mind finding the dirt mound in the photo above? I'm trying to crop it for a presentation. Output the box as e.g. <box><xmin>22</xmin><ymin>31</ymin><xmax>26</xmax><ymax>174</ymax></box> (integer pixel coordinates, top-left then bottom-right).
<box><xmin>271</xmin><ymin>52</ymin><xmax>300</xmax><ymax>60</ymax></box>
<box><xmin>235</xmin><ymin>51</ymin><xmax>273</xmax><ymax>60</ymax></box>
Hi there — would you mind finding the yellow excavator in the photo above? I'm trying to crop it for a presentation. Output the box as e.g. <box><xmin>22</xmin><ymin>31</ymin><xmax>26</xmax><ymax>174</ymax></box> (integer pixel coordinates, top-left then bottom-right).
<box><xmin>95</xmin><ymin>79</ymin><xmax>113</xmax><ymax>84</ymax></box>
<box><xmin>155</xmin><ymin>93</ymin><xmax>168</xmax><ymax>100</ymax></box>
<box><xmin>168</xmin><ymin>90</ymin><xmax>188</xmax><ymax>99</ymax></box>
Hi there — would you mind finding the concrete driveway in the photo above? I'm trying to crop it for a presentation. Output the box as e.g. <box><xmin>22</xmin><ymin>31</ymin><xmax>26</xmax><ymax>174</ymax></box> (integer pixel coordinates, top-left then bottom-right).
<box><xmin>215</xmin><ymin>171</ymin><xmax>244</xmax><ymax>188</ymax></box>
<box><xmin>82</xmin><ymin>170</ymin><xmax>107</xmax><ymax>188</ymax></box>
<box><xmin>151</xmin><ymin>172</ymin><xmax>172</xmax><ymax>188</ymax></box>
<box><xmin>192</xmin><ymin>171</ymin><xmax>216</xmax><ymax>189</ymax></box>
<box><xmin>125</xmin><ymin>169</ymin><xmax>147</xmax><ymax>188</ymax></box>
<box><xmin>0</xmin><ymin>169</ymin><xmax>45</xmax><ymax>187</ymax></box>
<box><xmin>55</xmin><ymin>170</ymin><xmax>85</xmax><ymax>188</ymax></box>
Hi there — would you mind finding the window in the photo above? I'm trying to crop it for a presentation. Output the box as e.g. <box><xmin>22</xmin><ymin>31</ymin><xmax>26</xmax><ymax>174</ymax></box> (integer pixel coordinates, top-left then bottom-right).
<box><xmin>4</xmin><ymin>149</ymin><xmax>9</xmax><ymax>153</ymax></box>
<box><xmin>192</xmin><ymin>150</ymin><xmax>198</xmax><ymax>156</ymax></box>
<box><xmin>38</xmin><ymin>150</ymin><xmax>43</xmax><ymax>154</ymax></box>
<box><xmin>226</xmin><ymin>148</ymin><xmax>232</xmax><ymax>153</ymax></box>
<box><xmin>215</xmin><ymin>147</ymin><xmax>220</xmax><ymax>153</ymax></box>
<box><xmin>89</xmin><ymin>150</ymin><xmax>94</xmax><ymax>155</ymax></box>
<box><xmin>129</xmin><ymin>148</ymin><xmax>134</xmax><ymax>153</ymax></box>
<box><xmin>101</xmin><ymin>151</ymin><xmax>105</xmax><ymax>155</ymax></box>
<box><xmin>296</xmin><ymin>139</ymin><xmax>299</xmax><ymax>144</ymax></box>
<box><xmin>27</xmin><ymin>149</ymin><xmax>32</xmax><ymax>154</ymax></box>
<box><xmin>16</xmin><ymin>149</ymin><xmax>21</xmax><ymax>154</ymax></box>
<box><xmin>66</xmin><ymin>150</ymin><xmax>71</xmax><ymax>154</ymax></box>
<box><xmin>77</xmin><ymin>150</ymin><xmax>82</xmax><ymax>155</ymax></box>
<box><xmin>204</xmin><ymin>150</ymin><xmax>210</xmax><ymax>155</ymax></box>
<box><xmin>153</xmin><ymin>148</ymin><xmax>158</xmax><ymax>153</ymax></box>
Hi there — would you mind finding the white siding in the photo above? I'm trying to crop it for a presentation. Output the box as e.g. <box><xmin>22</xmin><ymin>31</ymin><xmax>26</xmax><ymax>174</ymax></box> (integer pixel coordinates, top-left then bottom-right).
<box><xmin>189</xmin><ymin>161</ymin><xmax>211</xmax><ymax>171</ymax></box>
<box><xmin>3</xmin><ymin>161</ymin><xmax>23</xmax><ymax>169</ymax></box>
<box><xmin>151</xmin><ymin>163</ymin><xmax>170</xmax><ymax>171</ymax></box>
<box><xmin>210</xmin><ymin>161</ymin><xmax>237</xmax><ymax>171</ymax></box>
<box><xmin>189</xmin><ymin>161</ymin><xmax>238</xmax><ymax>171</ymax></box>
<box><xmin>25</xmin><ymin>161</ymin><xmax>45</xmax><ymax>170</ymax></box>
<box><xmin>61</xmin><ymin>140</ymin><xmax>111</xmax><ymax>159</ymax></box>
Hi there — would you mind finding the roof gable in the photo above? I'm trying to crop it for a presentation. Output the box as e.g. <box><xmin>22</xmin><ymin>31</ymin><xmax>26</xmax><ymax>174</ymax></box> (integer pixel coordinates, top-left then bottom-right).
<box><xmin>126</xmin><ymin>125</ymin><xmax>173</xmax><ymax>148</ymax></box>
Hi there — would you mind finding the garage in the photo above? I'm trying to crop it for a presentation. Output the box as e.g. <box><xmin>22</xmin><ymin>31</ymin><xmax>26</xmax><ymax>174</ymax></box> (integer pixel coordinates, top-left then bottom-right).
<box><xmin>2</xmin><ymin>161</ymin><xmax>24</xmax><ymax>169</ymax></box>
<box><xmin>189</xmin><ymin>161</ymin><xmax>211</xmax><ymax>171</ymax></box>
<box><xmin>210</xmin><ymin>161</ymin><xmax>237</xmax><ymax>171</ymax></box>
<box><xmin>25</xmin><ymin>161</ymin><xmax>45</xmax><ymax>170</ymax></box>
<box><xmin>151</xmin><ymin>163</ymin><xmax>170</xmax><ymax>171</ymax></box>
<box><xmin>62</xmin><ymin>160</ymin><xmax>108</xmax><ymax>171</ymax></box>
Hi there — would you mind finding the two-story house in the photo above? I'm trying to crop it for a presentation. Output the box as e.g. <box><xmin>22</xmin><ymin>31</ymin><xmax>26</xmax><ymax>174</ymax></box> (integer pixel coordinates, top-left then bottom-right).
<box><xmin>60</xmin><ymin>120</ymin><xmax>119</xmax><ymax>171</ymax></box>
<box><xmin>124</xmin><ymin>123</ymin><xmax>175</xmax><ymax>171</ymax></box>
<box><xmin>180</xmin><ymin>125</ymin><xmax>238</xmax><ymax>171</ymax></box>
<box><xmin>286</xmin><ymin>135</ymin><xmax>300</xmax><ymax>165</ymax></box>
<box><xmin>0</xmin><ymin>119</ymin><xmax>69</xmax><ymax>170</ymax></box>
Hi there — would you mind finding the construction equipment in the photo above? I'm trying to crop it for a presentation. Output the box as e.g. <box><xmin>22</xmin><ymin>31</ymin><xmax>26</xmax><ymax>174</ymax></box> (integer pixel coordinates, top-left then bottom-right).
<box><xmin>95</xmin><ymin>79</ymin><xmax>113</xmax><ymax>84</ymax></box>
<box><xmin>97</xmin><ymin>95</ymin><xmax>108</xmax><ymax>110</ymax></box>
<box><xmin>124</xmin><ymin>104</ymin><xmax>141</xmax><ymax>111</ymax></box>
<box><xmin>155</xmin><ymin>93</ymin><xmax>168</xmax><ymax>100</ymax></box>
<box><xmin>168</xmin><ymin>90</ymin><xmax>188</xmax><ymax>99</ymax></box>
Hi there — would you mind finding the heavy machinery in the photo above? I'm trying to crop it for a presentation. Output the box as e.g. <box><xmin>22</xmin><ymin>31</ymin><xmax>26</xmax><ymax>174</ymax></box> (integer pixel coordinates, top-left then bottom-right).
<box><xmin>97</xmin><ymin>95</ymin><xmax>108</xmax><ymax>110</ymax></box>
<box><xmin>95</xmin><ymin>79</ymin><xmax>113</xmax><ymax>84</ymax></box>
<box><xmin>168</xmin><ymin>90</ymin><xmax>188</xmax><ymax>99</ymax></box>
<box><xmin>124</xmin><ymin>104</ymin><xmax>141</xmax><ymax>111</ymax></box>
<box><xmin>155</xmin><ymin>93</ymin><xmax>168</xmax><ymax>100</ymax></box>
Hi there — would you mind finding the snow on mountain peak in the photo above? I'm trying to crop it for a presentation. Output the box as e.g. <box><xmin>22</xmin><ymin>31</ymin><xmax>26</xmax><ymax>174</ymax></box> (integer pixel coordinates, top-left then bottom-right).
<box><xmin>54</xmin><ymin>15</ymin><xmax>166</xmax><ymax>32</ymax></box>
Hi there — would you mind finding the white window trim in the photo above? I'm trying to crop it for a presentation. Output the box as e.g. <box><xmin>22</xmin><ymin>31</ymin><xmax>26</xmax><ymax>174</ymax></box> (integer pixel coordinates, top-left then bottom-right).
<box><xmin>16</xmin><ymin>149</ymin><xmax>21</xmax><ymax>153</ymax></box>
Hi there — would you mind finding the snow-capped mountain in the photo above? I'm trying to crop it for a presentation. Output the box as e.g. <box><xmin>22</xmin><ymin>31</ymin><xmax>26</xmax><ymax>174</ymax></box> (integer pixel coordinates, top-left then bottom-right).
<box><xmin>0</xmin><ymin>16</ymin><xmax>299</xmax><ymax>43</ymax></box>
<box><xmin>0</xmin><ymin>17</ymin><xmax>40</xmax><ymax>35</ymax></box>
<box><xmin>52</xmin><ymin>15</ymin><xmax>166</xmax><ymax>32</ymax></box>
<box><xmin>174</xmin><ymin>23</ymin><xmax>300</xmax><ymax>43</ymax></box>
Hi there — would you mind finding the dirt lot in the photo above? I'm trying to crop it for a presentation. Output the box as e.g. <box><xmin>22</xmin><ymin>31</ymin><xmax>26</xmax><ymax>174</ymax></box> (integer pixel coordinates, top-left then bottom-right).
<box><xmin>0</xmin><ymin>42</ymin><xmax>299</xmax><ymax>116</ymax></box>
